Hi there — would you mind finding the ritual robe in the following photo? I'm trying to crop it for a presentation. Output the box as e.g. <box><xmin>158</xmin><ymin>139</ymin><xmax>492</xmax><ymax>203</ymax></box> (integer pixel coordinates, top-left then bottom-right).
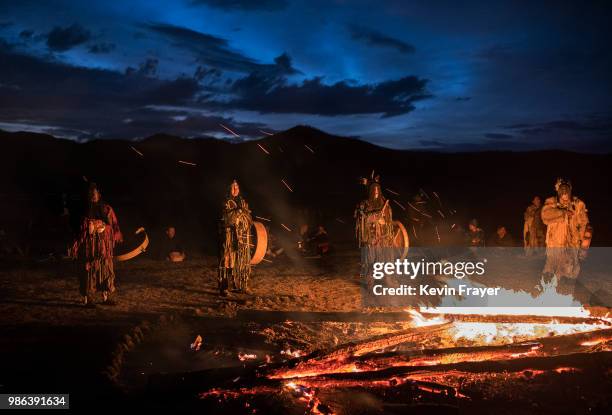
<box><xmin>541</xmin><ymin>196</ymin><xmax>589</xmax><ymax>278</ymax></box>
<box><xmin>71</xmin><ymin>203</ymin><xmax>122</xmax><ymax>297</ymax></box>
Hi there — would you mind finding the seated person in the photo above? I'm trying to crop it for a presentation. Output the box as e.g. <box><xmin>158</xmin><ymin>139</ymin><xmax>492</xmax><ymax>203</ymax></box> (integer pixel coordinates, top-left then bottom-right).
<box><xmin>465</xmin><ymin>219</ymin><xmax>485</xmax><ymax>247</ymax></box>
<box><xmin>159</xmin><ymin>226</ymin><xmax>186</xmax><ymax>262</ymax></box>
<box><xmin>266</xmin><ymin>227</ymin><xmax>285</xmax><ymax>259</ymax></box>
<box><xmin>488</xmin><ymin>225</ymin><xmax>515</xmax><ymax>247</ymax></box>
<box><xmin>311</xmin><ymin>225</ymin><xmax>330</xmax><ymax>255</ymax></box>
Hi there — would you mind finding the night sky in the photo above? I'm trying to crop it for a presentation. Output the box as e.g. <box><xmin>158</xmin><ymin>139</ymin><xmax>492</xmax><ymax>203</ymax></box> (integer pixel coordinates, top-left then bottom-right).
<box><xmin>1</xmin><ymin>0</ymin><xmax>611</xmax><ymax>151</ymax></box>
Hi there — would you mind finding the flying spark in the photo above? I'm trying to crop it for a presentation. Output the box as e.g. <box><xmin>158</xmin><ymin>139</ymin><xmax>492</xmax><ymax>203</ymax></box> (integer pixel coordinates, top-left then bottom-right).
<box><xmin>392</xmin><ymin>200</ymin><xmax>406</xmax><ymax>211</ymax></box>
<box><xmin>304</xmin><ymin>144</ymin><xmax>315</xmax><ymax>154</ymax></box>
<box><xmin>281</xmin><ymin>179</ymin><xmax>294</xmax><ymax>192</ymax></box>
<box><xmin>130</xmin><ymin>146</ymin><xmax>144</xmax><ymax>157</ymax></box>
<box><xmin>385</xmin><ymin>188</ymin><xmax>400</xmax><ymax>196</ymax></box>
<box><xmin>178</xmin><ymin>160</ymin><xmax>197</xmax><ymax>166</ymax></box>
<box><xmin>280</xmin><ymin>223</ymin><xmax>292</xmax><ymax>232</ymax></box>
<box><xmin>255</xmin><ymin>216</ymin><xmax>271</xmax><ymax>222</ymax></box>
<box><xmin>259</xmin><ymin>129</ymin><xmax>274</xmax><ymax>136</ymax></box>
<box><xmin>219</xmin><ymin>123</ymin><xmax>240</xmax><ymax>138</ymax></box>
<box><xmin>256</xmin><ymin>143</ymin><xmax>270</xmax><ymax>155</ymax></box>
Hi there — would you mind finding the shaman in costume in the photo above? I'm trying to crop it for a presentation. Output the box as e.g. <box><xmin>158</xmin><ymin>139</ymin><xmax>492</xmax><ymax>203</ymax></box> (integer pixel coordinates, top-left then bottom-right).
<box><xmin>218</xmin><ymin>180</ymin><xmax>253</xmax><ymax>295</ymax></box>
<box><xmin>523</xmin><ymin>196</ymin><xmax>546</xmax><ymax>252</ymax></box>
<box><xmin>355</xmin><ymin>176</ymin><xmax>394</xmax><ymax>270</ymax></box>
<box><xmin>541</xmin><ymin>179</ymin><xmax>590</xmax><ymax>278</ymax></box>
<box><xmin>70</xmin><ymin>183</ymin><xmax>122</xmax><ymax>306</ymax></box>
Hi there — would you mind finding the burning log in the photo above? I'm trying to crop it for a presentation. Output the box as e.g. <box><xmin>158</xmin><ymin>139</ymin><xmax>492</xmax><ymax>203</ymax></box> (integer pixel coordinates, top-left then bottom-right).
<box><xmin>295</xmin><ymin>351</ymin><xmax>612</xmax><ymax>385</ymax></box>
<box><xmin>268</xmin><ymin>323</ymin><xmax>452</xmax><ymax>379</ymax></box>
<box><xmin>420</xmin><ymin>312</ymin><xmax>611</xmax><ymax>325</ymax></box>
<box><xmin>350</xmin><ymin>328</ymin><xmax>612</xmax><ymax>369</ymax></box>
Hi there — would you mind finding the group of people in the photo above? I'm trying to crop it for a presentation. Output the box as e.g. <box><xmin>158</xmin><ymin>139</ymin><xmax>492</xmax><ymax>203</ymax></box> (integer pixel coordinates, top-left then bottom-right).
<box><xmin>69</xmin><ymin>176</ymin><xmax>592</xmax><ymax>306</ymax></box>
<box><xmin>354</xmin><ymin>176</ymin><xmax>592</xmax><ymax>280</ymax></box>
<box><xmin>463</xmin><ymin>195</ymin><xmax>546</xmax><ymax>249</ymax></box>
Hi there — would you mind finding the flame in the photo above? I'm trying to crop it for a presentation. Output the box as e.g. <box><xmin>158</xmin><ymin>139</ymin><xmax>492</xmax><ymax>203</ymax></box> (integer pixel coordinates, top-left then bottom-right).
<box><xmin>450</xmin><ymin>321</ymin><xmax>608</xmax><ymax>344</ymax></box>
<box><xmin>407</xmin><ymin>309</ymin><xmax>448</xmax><ymax>327</ymax></box>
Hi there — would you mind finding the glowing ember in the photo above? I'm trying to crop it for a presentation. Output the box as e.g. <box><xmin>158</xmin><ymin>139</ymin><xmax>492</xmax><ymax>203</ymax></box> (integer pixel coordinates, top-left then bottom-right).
<box><xmin>238</xmin><ymin>352</ymin><xmax>257</xmax><ymax>361</ymax></box>
<box><xmin>190</xmin><ymin>335</ymin><xmax>203</xmax><ymax>351</ymax></box>
<box><xmin>281</xmin><ymin>348</ymin><xmax>303</xmax><ymax>358</ymax></box>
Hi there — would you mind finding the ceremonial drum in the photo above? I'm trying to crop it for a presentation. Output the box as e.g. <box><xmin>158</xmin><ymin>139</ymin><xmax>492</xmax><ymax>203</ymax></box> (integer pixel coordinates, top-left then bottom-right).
<box><xmin>116</xmin><ymin>227</ymin><xmax>149</xmax><ymax>262</ymax></box>
<box><xmin>391</xmin><ymin>220</ymin><xmax>410</xmax><ymax>259</ymax></box>
<box><xmin>250</xmin><ymin>221</ymin><xmax>268</xmax><ymax>265</ymax></box>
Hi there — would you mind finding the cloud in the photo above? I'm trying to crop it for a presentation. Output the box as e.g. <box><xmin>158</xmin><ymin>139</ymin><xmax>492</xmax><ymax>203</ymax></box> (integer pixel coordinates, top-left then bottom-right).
<box><xmin>484</xmin><ymin>132</ymin><xmax>514</xmax><ymax>140</ymax></box>
<box><xmin>348</xmin><ymin>24</ymin><xmax>415</xmax><ymax>54</ymax></box>
<box><xmin>505</xmin><ymin>116</ymin><xmax>612</xmax><ymax>137</ymax></box>
<box><xmin>19</xmin><ymin>30</ymin><xmax>34</xmax><ymax>39</ymax></box>
<box><xmin>190</xmin><ymin>0</ymin><xmax>287</xmax><ymax>11</ymax></box>
<box><xmin>88</xmin><ymin>42</ymin><xmax>116</xmax><ymax>54</ymax></box>
<box><xmin>46</xmin><ymin>23</ymin><xmax>91</xmax><ymax>51</ymax></box>
<box><xmin>499</xmin><ymin>115</ymin><xmax>612</xmax><ymax>152</ymax></box>
<box><xmin>219</xmin><ymin>72</ymin><xmax>430</xmax><ymax>116</ymax></box>
<box><xmin>126</xmin><ymin>58</ymin><xmax>159</xmax><ymax>77</ymax></box>
<box><xmin>143</xmin><ymin>22</ymin><xmax>298</xmax><ymax>75</ymax></box>
<box><xmin>418</xmin><ymin>139</ymin><xmax>446</xmax><ymax>148</ymax></box>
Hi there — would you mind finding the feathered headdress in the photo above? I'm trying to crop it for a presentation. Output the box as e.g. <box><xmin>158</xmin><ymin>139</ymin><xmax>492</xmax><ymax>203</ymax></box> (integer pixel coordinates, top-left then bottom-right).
<box><xmin>554</xmin><ymin>178</ymin><xmax>572</xmax><ymax>193</ymax></box>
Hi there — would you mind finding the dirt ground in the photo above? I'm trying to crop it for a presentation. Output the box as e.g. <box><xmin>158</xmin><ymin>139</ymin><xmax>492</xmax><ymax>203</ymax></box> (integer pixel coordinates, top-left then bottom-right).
<box><xmin>1</xmin><ymin>248</ymin><xmax>610</xmax><ymax>413</ymax></box>
<box><xmin>0</xmin><ymin>250</ymin><xmax>365</xmax><ymax>409</ymax></box>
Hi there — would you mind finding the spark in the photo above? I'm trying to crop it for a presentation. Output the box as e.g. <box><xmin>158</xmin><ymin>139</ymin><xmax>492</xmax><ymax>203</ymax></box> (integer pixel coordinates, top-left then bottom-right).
<box><xmin>412</xmin><ymin>225</ymin><xmax>418</xmax><ymax>239</ymax></box>
<box><xmin>385</xmin><ymin>188</ymin><xmax>400</xmax><ymax>196</ymax></box>
<box><xmin>280</xmin><ymin>223</ymin><xmax>292</xmax><ymax>232</ymax></box>
<box><xmin>437</xmin><ymin>209</ymin><xmax>446</xmax><ymax>218</ymax></box>
<box><xmin>130</xmin><ymin>146</ymin><xmax>144</xmax><ymax>157</ymax></box>
<box><xmin>435</xmin><ymin>225</ymin><xmax>441</xmax><ymax>242</ymax></box>
<box><xmin>255</xmin><ymin>215</ymin><xmax>271</xmax><ymax>222</ymax></box>
<box><xmin>278</xmin><ymin>146</ymin><xmax>284</xmax><ymax>153</ymax></box>
<box><xmin>392</xmin><ymin>200</ymin><xmax>406</xmax><ymax>211</ymax></box>
<box><xmin>256</xmin><ymin>143</ymin><xmax>270</xmax><ymax>155</ymax></box>
<box><xmin>219</xmin><ymin>123</ymin><xmax>240</xmax><ymax>138</ymax></box>
<box><xmin>261</xmin><ymin>258</ymin><xmax>273</xmax><ymax>263</ymax></box>
<box><xmin>259</xmin><ymin>129</ymin><xmax>273</xmax><ymax>136</ymax></box>
<box><xmin>281</xmin><ymin>179</ymin><xmax>294</xmax><ymax>192</ymax></box>
<box><xmin>178</xmin><ymin>160</ymin><xmax>197</xmax><ymax>166</ymax></box>
<box><xmin>406</xmin><ymin>201</ymin><xmax>432</xmax><ymax>218</ymax></box>
<box><xmin>335</xmin><ymin>218</ymin><xmax>346</xmax><ymax>224</ymax></box>
<box><xmin>304</xmin><ymin>144</ymin><xmax>315</xmax><ymax>154</ymax></box>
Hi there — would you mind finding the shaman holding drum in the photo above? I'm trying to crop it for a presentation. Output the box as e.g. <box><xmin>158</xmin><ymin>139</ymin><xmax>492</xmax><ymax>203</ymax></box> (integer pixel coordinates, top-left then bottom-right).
<box><xmin>355</xmin><ymin>176</ymin><xmax>394</xmax><ymax>271</ymax></box>
<box><xmin>218</xmin><ymin>180</ymin><xmax>253</xmax><ymax>295</ymax></box>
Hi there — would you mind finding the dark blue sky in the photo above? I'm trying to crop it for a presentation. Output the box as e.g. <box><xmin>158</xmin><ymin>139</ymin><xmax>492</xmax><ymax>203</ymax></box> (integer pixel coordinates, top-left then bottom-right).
<box><xmin>1</xmin><ymin>0</ymin><xmax>611</xmax><ymax>151</ymax></box>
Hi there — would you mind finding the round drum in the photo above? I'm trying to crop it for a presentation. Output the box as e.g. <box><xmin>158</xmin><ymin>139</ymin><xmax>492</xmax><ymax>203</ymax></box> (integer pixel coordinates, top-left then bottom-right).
<box><xmin>391</xmin><ymin>220</ymin><xmax>410</xmax><ymax>259</ymax></box>
<box><xmin>250</xmin><ymin>221</ymin><xmax>268</xmax><ymax>265</ymax></box>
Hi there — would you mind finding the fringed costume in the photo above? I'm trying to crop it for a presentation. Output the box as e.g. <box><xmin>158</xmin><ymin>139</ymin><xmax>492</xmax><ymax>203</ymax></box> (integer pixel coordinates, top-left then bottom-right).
<box><xmin>355</xmin><ymin>176</ymin><xmax>394</xmax><ymax>271</ymax></box>
<box><xmin>71</xmin><ymin>184</ymin><xmax>122</xmax><ymax>303</ymax></box>
<box><xmin>218</xmin><ymin>180</ymin><xmax>253</xmax><ymax>295</ymax></box>
<box><xmin>541</xmin><ymin>179</ymin><xmax>590</xmax><ymax>279</ymax></box>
